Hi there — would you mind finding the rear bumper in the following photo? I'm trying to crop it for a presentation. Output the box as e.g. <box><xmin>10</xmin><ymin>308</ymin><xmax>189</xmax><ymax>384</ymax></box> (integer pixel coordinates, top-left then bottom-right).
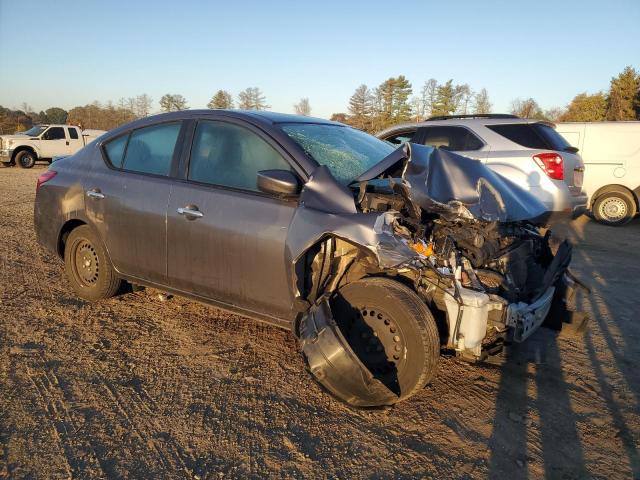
<box><xmin>539</xmin><ymin>190</ymin><xmax>588</xmax><ymax>220</ymax></box>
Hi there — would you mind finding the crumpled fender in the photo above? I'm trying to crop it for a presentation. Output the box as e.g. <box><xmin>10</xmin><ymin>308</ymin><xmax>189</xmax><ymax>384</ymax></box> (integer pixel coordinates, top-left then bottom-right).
<box><xmin>356</xmin><ymin>143</ymin><xmax>548</xmax><ymax>222</ymax></box>
<box><xmin>297</xmin><ymin>299</ymin><xmax>399</xmax><ymax>407</ymax></box>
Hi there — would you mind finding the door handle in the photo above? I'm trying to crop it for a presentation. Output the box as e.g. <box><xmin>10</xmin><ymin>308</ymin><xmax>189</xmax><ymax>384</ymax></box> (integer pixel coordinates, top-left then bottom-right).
<box><xmin>86</xmin><ymin>189</ymin><xmax>105</xmax><ymax>200</ymax></box>
<box><xmin>177</xmin><ymin>206</ymin><xmax>204</xmax><ymax>219</ymax></box>
<box><xmin>66</xmin><ymin>141</ymin><xmax>69</xmax><ymax>145</ymax></box>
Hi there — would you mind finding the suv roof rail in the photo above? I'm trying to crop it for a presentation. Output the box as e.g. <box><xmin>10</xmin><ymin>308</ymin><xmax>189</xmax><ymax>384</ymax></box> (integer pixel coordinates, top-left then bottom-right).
<box><xmin>426</xmin><ymin>114</ymin><xmax>520</xmax><ymax>121</ymax></box>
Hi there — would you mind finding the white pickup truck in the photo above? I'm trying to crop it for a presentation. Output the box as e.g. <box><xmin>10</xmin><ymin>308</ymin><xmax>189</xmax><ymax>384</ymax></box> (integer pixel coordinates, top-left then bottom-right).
<box><xmin>0</xmin><ymin>125</ymin><xmax>106</xmax><ymax>168</ymax></box>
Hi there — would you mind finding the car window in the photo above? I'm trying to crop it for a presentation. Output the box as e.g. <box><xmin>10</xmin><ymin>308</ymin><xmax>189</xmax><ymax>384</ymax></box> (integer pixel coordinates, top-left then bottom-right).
<box><xmin>68</xmin><ymin>127</ymin><xmax>79</xmax><ymax>139</ymax></box>
<box><xmin>188</xmin><ymin>120</ymin><xmax>291</xmax><ymax>192</ymax></box>
<box><xmin>44</xmin><ymin>127</ymin><xmax>66</xmax><ymax>140</ymax></box>
<box><xmin>384</xmin><ymin>131</ymin><xmax>416</xmax><ymax>145</ymax></box>
<box><xmin>122</xmin><ymin>123</ymin><xmax>181</xmax><ymax>176</ymax></box>
<box><xmin>486</xmin><ymin>123</ymin><xmax>571</xmax><ymax>151</ymax></box>
<box><xmin>104</xmin><ymin>134</ymin><xmax>129</xmax><ymax>168</ymax></box>
<box><xmin>421</xmin><ymin>126</ymin><xmax>483</xmax><ymax>151</ymax></box>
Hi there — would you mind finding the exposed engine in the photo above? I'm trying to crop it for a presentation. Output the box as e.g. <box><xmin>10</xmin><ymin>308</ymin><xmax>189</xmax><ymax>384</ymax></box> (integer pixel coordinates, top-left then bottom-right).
<box><xmin>359</xmin><ymin>185</ymin><xmax>554</xmax><ymax>304</ymax></box>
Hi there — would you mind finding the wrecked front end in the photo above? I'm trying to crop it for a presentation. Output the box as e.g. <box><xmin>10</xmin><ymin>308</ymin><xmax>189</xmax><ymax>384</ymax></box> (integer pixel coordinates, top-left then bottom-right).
<box><xmin>292</xmin><ymin>143</ymin><xmax>587</xmax><ymax>406</ymax></box>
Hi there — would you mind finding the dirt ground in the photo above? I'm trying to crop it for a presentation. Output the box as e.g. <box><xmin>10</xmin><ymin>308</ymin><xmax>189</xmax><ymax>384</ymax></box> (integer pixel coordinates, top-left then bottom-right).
<box><xmin>0</xmin><ymin>165</ymin><xmax>638</xmax><ymax>479</ymax></box>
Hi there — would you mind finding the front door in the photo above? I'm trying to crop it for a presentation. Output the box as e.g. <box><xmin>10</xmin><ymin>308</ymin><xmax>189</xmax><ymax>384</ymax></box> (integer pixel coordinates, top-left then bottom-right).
<box><xmin>166</xmin><ymin>119</ymin><xmax>298</xmax><ymax>321</ymax></box>
<box><xmin>39</xmin><ymin>126</ymin><xmax>68</xmax><ymax>157</ymax></box>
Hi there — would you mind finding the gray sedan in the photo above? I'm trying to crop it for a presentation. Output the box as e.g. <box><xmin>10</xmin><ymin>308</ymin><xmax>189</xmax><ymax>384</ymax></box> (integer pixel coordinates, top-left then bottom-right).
<box><xmin>34</xmin><ymin>110</ymin><xmax>585</xmax><ymax>406</ymax></box>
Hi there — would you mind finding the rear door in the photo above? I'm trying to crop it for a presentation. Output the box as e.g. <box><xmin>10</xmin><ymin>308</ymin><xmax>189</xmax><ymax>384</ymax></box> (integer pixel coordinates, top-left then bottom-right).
<box><xmin>416</xmin><ymin>125</ymin><xmax>489</xmax><ymax>160</ymax></box>
<box><xmin>85</xmin><ymin>121</ymin><xmax>185</xmax><ymax>284</ymax></box>
<box><xmin>166</xmin><ymin>119</ymin><xmax>299</xmax><ymax>321</ymax></box>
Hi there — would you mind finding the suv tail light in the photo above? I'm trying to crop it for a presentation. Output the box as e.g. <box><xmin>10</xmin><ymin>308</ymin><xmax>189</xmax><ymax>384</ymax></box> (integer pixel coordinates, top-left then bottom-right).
<box><xmin>36</xmin><ymin>170</ymin><xmax>57</xmax><ymax>191</ymax></box>
<box><xmin>532</xmin><ymin>152</ymin><xmax>564</xmax><ymax>180</ymax></box>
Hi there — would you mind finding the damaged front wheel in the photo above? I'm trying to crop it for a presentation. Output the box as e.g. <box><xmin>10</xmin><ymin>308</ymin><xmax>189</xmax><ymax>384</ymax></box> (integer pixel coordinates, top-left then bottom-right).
<box><xmin>328</xmin><ymin>277</ymin><xmax>440</xmax><ymax>405</ymax></box>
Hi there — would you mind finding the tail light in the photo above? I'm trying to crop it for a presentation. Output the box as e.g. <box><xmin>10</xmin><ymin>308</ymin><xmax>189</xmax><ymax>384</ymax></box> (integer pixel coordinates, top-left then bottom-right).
<box><xmin>36</xmin><ymin>170</ymin><xmax>57</xmax><ymax>191</ymax></box>
<box><xmin>532</xmin><ymin>152</ymin><xmax>564</xmax><ymax>180</ymax></box>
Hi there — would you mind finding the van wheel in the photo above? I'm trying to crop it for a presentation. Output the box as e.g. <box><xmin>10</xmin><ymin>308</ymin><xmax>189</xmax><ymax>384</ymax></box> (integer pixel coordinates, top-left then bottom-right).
<box><xmin>330</xmin><ymin>277</ymin><xmax>440</xmax><ymax>403</ymax></box>
<box><xmin>16</xmin><ymin>150</ymin><xmax>36</xmax><ymax>168</ymax></box>
<box><xmin>593</xmin><ymin>191</ymin><xmax>637</xmax><ymax>226</ymax></box>
<box><xmin>64</xmin><ymin>225</ymin><xmax>122</xmax><ymax>301</ymax></box>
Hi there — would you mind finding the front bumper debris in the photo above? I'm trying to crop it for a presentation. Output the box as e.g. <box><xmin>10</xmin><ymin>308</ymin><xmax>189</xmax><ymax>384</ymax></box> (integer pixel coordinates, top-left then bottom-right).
<box><xmin>298</xmin><ymin>299</ymin><xmax>398</xmax><ymax>407</ymax></box>
<box><xmin>506</xmin><ymin>286</ymin><xmax>555</xmax><ymax>342</ymax></box>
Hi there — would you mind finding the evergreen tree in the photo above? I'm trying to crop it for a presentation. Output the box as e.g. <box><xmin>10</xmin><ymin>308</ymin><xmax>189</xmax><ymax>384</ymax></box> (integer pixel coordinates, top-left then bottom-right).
<box><xmin>560</xmin><ymin>92</ymin><xmax>607</xmax><ymax>121</ymax></box>
<box><xmin>348</xmin><ymin>84</ymin><xmax>373</xmax><ymax>130</ymax></box>
<box><xmin>207</xmin><ymin>90</ymin><xmax>234</xmax><ymax>109</ymax></box>
<box><xmin>432</xmin><ymin>80</ymin><xmax>457</xmax><ymax>116</ymax></box>
<box><xmin>606</xmin><ymin>66</ymin><xmax>640</xmax><ymax>120</ymax></box>
<box><xmin>44</xmin><ymin>107</ymin><xmax>68</xmax><ymax>124</ymax></box>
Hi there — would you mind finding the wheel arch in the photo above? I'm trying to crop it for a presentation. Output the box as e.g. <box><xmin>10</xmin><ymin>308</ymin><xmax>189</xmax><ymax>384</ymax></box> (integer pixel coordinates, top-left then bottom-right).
<box><xmin>11</xmin><ymin>145</ymin><xmax>38</xmax><ymax>162</ymax></box>
<box><xmin>57</xmin><ymin>219</ymin><xmax>88</xmax><ymax>258</ymax></box>
<box><xmin>589</xmin><ymin>184</ymin><xmax>639</xmax><ymax>209</ymax></box>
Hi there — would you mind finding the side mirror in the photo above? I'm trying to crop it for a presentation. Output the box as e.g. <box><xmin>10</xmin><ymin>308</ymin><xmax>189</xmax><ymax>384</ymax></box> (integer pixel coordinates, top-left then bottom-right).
<box><xmin>257</xmin><ymin>169</ymin><xmax>301</xmax><ymax>196</ymax></box>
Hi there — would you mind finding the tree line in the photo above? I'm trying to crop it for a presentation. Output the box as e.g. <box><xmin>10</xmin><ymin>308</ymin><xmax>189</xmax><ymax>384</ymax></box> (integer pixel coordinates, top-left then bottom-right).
<box><xmin>333</xmin><ymin>65</ymin><xmax>640</xmax><ymax>132</ymax></box>
<box><xmin>1</xmin><ymin>66</ymin><xmax>638</xmax><ymax>134</ymax></box>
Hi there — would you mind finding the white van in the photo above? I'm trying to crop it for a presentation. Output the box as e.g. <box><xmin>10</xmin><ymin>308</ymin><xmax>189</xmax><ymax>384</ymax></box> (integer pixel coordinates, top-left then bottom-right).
<box><xmin>556</xmin><ymin>122</ymin><xmax>640</xmax><ymax>225</ymax></box>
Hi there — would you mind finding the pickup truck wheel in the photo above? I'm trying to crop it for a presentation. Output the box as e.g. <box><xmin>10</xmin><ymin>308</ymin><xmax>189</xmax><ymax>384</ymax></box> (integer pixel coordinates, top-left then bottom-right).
<box><xmin>15</xmin><ymin>150</ymin><xmax>36</xmax><ymax>169</ymax></box>
<box><xmin>330</xmin><ymin>277</ymin><xmax>439</xmax><ymax>403</ymax></box>
<box><xmin>593</xmin><ymin>191</ymin><xmax>637</xmax><ymax>226</ymax></box>
<box><xmin>64</xmin><ymin>225</ymin><xmax>122</xmax><ymax>301</ymax></box>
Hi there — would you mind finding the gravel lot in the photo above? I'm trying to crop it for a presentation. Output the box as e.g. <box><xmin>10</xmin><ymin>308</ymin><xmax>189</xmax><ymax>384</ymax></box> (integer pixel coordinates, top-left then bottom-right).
<box><xmin>1</xmin><ymin>165</ymin><xmax>639</xmax><ymax>479</ymax></box>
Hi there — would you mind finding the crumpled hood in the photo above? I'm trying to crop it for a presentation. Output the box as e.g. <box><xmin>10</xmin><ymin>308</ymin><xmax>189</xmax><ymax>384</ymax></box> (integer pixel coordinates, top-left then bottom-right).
<box><xmin>355</xmin><ymin>143</ymin><xmax>548</xmax><ymax>223</ymax></box>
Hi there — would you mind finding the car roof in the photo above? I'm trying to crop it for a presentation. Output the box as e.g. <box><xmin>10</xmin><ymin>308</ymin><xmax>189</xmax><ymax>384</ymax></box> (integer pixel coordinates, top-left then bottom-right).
<box><xmin>376</xmin><ymin>117</ymin><xmax>553</xmax><ymax>137</ymax></box>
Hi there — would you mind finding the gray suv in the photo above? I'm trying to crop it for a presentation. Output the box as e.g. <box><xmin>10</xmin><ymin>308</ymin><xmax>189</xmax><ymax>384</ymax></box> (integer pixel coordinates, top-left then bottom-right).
<box><xmin>377</xmin><ymin>115</ymin><xmax>587</xmax><ymax>216</ymax></box>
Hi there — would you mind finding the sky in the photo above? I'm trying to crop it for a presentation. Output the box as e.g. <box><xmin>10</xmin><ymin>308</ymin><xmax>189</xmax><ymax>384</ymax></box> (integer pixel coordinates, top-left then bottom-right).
<box><xmin>0</xmin><ymin>0</ymin><xmax>639</xmax><ymax>119</ymax></box>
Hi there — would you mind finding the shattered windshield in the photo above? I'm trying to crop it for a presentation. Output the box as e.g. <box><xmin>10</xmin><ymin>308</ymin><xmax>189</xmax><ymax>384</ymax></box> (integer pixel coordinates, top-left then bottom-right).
<box><xmin>22</xmin><ymin>126</ymin><xmax>47</xmax><ymax>137</ymax></box>
<box><xmin>281</xmin><ymin>123</ymin><xmax>395</xmax><ymax>184</ymax></box>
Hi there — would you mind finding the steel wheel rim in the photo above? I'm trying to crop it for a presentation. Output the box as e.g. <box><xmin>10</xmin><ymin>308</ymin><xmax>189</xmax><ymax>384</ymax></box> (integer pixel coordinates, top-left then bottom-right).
<box><xmin>341</xmin><ymin>305</ymin><xmax>408</xmax><ymax>379</ymax></box>
<box><xmin>73</xmin><ymin>239</ymin><xmax>100</xmax><ymax>286</ymax></box>
<box><xmin>599</xmin><ymin>197</ymin><xmax>627</xmax><ymax>221</ymax></box>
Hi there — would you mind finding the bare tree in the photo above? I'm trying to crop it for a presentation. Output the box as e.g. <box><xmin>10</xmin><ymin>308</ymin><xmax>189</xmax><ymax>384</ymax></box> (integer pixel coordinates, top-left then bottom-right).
<box><xmin>135</xmin><ymin>94</ymin><xmax>153</xmax><ymax>117</ymax></box>
<box><xmin>420</xmin><ymin>79</ymin><xmax>438</xmax><ymax>118</ymax></box>
<box><xmin>294</xmin><ymin>97</ymin><xmax>311</xmax><ymax>116</ymax></box>
<box><xmin>237</xmin><ymin>87</ymin><xmax>269</xmax><ymax>110</ymax></box>
<box><xmin>454</xmin><ymin>84</ymin><xmax>473</xmax><ymax>114</ymax></box>
<box><xmin>510</xmin><ymin>97</ymin><xmax>544</xmax><ymax>119</ymax></box>
<box><xmin>473</xmin><ymin>88</ymin><xmax>492</xmax><ymax>114</ymax></box>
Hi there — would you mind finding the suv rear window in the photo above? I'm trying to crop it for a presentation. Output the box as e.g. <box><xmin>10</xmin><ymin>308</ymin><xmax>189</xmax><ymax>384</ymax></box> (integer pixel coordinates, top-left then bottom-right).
<box><xmin>487</xmin><ymin>123</ymin><xmax>572</xmax><ymax>151</ymax></box>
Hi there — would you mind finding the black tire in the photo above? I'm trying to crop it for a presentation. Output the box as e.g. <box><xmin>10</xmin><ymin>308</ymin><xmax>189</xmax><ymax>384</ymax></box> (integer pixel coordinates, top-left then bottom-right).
<box><xmin>330</xmin><ymin>277</ymin><xmax>440</xmax><ymax>403</ymax></box>
<box><xmin>592</xmin><ymin>190</ymin><xmax>637</xmax><ymax>226</ymax></box>
<box><xmin>15</xmin><ymin>150</ymin><xmax>36</xmax><ymax>169</ymax></box>
<box><xmin>64</xmin><ymin>225</ymin><xmax>122</xmax><ymax>301</ymax></box>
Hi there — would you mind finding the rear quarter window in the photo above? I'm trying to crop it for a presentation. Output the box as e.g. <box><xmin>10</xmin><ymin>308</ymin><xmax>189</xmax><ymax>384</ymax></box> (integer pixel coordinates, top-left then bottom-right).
<box><xmin>487</xmin><ymin>123</ymin><xmax>571</xmax><ymax>151</ymax></box>
<box><xmin>103</xmin><ymin>134</ymin><xmax>129</xmax><ymax>168</ymax></box>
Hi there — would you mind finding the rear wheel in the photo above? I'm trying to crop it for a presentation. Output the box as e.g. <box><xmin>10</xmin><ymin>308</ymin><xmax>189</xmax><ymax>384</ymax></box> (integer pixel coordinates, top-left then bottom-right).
<box><xmin>15</xmin><ymin>150</ymin><xmax>36</xmax><ymax>169</ymax></box>
<box><xmin>330</xmin><ymin>277</ymin><xmax>440</xmax><ymax>402</ymax></box>
<box><xmin>593</xmin><ymin>190</ymin><xmax>637</xmax><ymax>226</ymax></box>
<box><xmin>64</xmin><ymin>225</ymin><xmax>122</xmax><ymax>301</ymax></box>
